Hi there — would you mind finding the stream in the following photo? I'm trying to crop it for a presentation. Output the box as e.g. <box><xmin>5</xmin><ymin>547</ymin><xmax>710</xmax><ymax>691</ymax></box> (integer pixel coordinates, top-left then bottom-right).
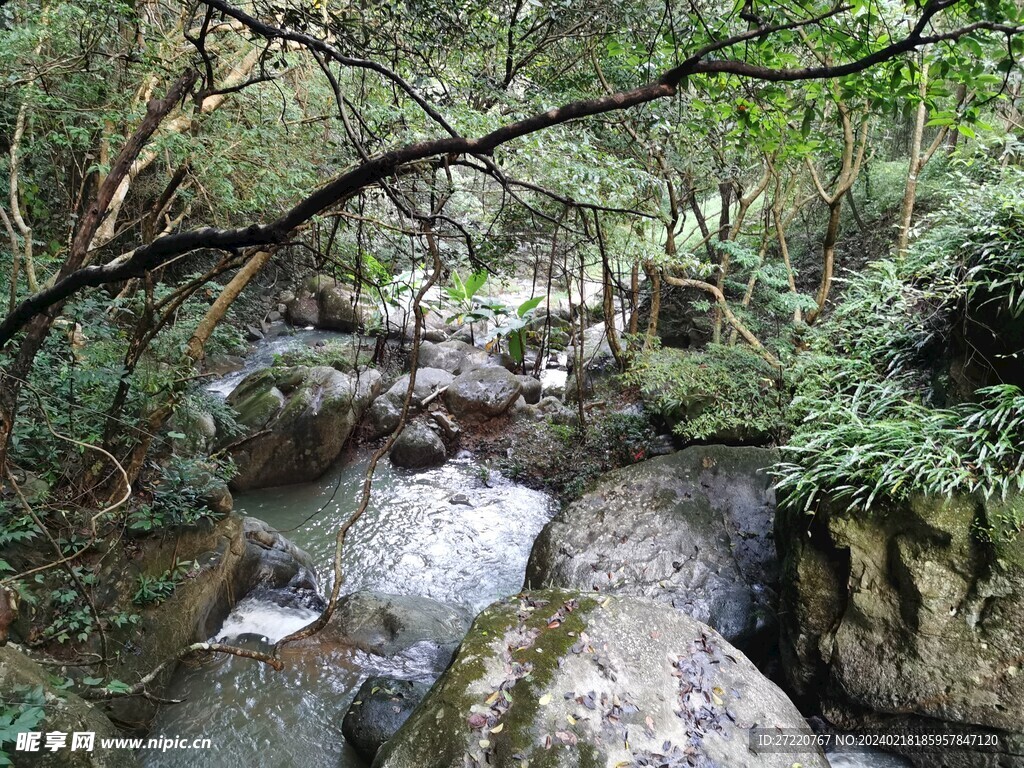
<box><xmin>140</xmin><ymin>330</ymin><xmax>909</xmax><ymax>768</ymax></box>
<box><xmin>142</xmin><ymin>427</ymin><xmax>556</xmax><ymax>766</ymax></box>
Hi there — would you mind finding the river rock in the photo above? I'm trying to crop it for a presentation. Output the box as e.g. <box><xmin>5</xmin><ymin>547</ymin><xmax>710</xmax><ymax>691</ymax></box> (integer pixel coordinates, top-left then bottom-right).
<box><xmin>226</xmin><ymin>365</ymin><xmax>381</xmax><ymax>490</ymax></box>
<box><xmin>239</xmin><ymin>517</ymin><xmax>318</xmax><ymax>594</ymax></box>
<box><xmin>285</xmin><ymin>295</ymin><xmax>320</xmax><ymax>327</ymax></box>
<box><xmin>91</xmin><ymin>515</ymin><xmax>251</xmax><ymax>730</ymax></box>
<box><xmin>0</xmin><ymin>645</ymin><xmax>139</xmax><ymax>768</ymax></box>
<box><xmin>317</xmin><ymin>283</ymin><xmax>368</xmax><ymax>332</ymax></box>
<box><xmin>390</xmin><ymin>422</ymin><xmax>447</xmax><ymax>469</ymax></box>
<box><xmin>373</xmin><ymin>590</ymin><xmax>828</xmax><ymax>768</ymax></box>
<box><xmin>445</xmin><ymin>367</ymin><xmax>522</xmax><ymax>419</ymax></box>
<box><xmin>517</xmin><ymin>374</ymin><xmax>542</xmax><ymax>404</ymax></box>
<box><xmin>365</xmin><ymin>368</ymin><xmax>455</xmax><ymax>440</ymax></box>
<box><xmin>418</xmin><ymin>340</ymin><xmax>490</xmax><ymax>375</ymax></box>
<box><xmin>526</xmin><ymin>445</ymin><xmax>778</xmax><ymax>652</ymax></box>
<box><xmin>292</xmin><ymin>591</ymin><xmax>471</xmax><ymax>675</ymax></box>
<box><xmin>343</xmin><ymin>677</ymin><xmax>430</xmax><ymax>763</ymax></box>
<box><xmin>777</xmin><ymin>492</ymin><xmax>1024</xmax><ymax>767</ymax></box>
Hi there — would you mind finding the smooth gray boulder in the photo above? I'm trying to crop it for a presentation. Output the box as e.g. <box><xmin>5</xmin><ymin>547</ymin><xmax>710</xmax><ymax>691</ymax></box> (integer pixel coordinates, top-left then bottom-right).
<box><xmin>317</xmin><ymin>283</ymin><xmax>368</xmax><ymax>331</ymax></box>
<box><xmin>285</xmin><ymin>295</ymin><xmax>319</xmax><ymax>327</ymax></box>
<box><xmin>418</xmin><ymin>340</ymin><xmax>490</xmax><ymax>375</ymax></box>
<box><xmin>445</xmin><ymin>367</ymin><xmax>522</xmax><ymax>419</ymax></box>
<box><xmin>373</xmin><ymin>590</ymin><xmax>828</xmax><ymax>768</ymax></box>
<box><xmin>390</xmin><ymin>422</ymin><xmax>447</xmax><ymax>469</ymax></box>
<box><xmin>343</xmin><ymin>677</ymin><xmax>430</xmax><ymax>763</ymax></box>
<box><xmin>517</xmin><ymin>374</ymin><xmax>542</xmax><ymax>404</ymax></box>
<box><xmin>527</xmin><ymin>445</ymin><xmax>778</xmax><ymax>651</ymax></box>
<box><xmin>226</xmin><ymin>365</ymin><xmax>381</xmax><ymax>490</ymax></box>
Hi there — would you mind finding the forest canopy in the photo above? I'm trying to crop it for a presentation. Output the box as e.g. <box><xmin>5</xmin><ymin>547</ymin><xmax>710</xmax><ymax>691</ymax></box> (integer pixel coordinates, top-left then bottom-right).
<box><xmin>1</xmin><ymin>0</ymin><xmax>1024</xmax><ymax>714</ymax></box>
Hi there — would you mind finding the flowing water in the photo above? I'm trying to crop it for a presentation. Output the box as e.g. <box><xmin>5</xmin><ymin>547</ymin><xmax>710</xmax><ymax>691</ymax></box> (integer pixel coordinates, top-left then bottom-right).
<box><xmin>141</xmin><ymin>446</ymin><xmax>557</xmax><ymax>768</ymax></box>
<box><xmin>140</xmin><ymin>330</ymin><xmax>907</xmax><ymax>768</ymax></box>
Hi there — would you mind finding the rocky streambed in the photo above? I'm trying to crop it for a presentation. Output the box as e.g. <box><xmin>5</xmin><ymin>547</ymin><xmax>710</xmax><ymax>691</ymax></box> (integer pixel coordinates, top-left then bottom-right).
<box><xmin>106</xmin><ymin>323</ymin><xmax>1022</xmax><ymax>768</ymax></box>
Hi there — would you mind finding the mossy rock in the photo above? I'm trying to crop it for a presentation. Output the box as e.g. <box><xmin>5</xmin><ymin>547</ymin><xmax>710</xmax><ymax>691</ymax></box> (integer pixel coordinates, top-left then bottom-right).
<box><xmin>777</xmin><ymin>491</ymin><xmax>1024</xmax><ymax>765</ymax></box>
<box><xmin>374</xmin><ymin>590</ymin><xmax>827</xmax><ymax>768</ymax></box>
<box><xmin>0</xmin><ymin>645</ymin><xmax>139</xmax><ymax>768</ymax></box>
<box><xmin>226</xmin><ymin>365</ymin><xmax>381</xmax><ymax>490</ymax></box>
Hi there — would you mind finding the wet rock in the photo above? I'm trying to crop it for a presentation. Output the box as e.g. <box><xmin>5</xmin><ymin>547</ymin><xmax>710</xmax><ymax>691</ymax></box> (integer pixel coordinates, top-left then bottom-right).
<box><xmin>527</xmin><ymin>445</ymin><xmax>779</xmax><ymax>652</ymax></box>
<box><xmin>343</xmin><ymin>677</ymin><xmax>430</xmax><ymax>763</ymax></box>
<box><xmin>204</xmin><ymin>353</ymin><xmax>246</xmax><ymax>377</ymax></box>
<box><xmin>390</xmin><ymin>422</ymin><xmax>447</xmax><ymax>470</ymax></box>
<box><xmin>245</xmin><ymin>324</ymin><xmax>264</xmax><ymax>341</ymax></box>
<box><xmin>239</xmin><ymin>517</ymin><xmax>318</xmax><ymax>593</ymax></box>
<box><xmin>366</xmin><ymin>394</ymin><xmax>403</xmax><ymax>440</ymax></box>
<box><xmin>777</xmin><ymin>492</ymin><xmax>1024</xmax><ymax>767</ymax></box>
<box><xmin>294</xmin><ymin>591</ymin><xmax>470</xmax><ymax>675</ymax></box>
<box><xmin>374</xmin><ymin>590</ymin><xmax>828</xmax><ymax>768</ymax></box>
<box><xmin>365</xmin><ymin>368</ymin><xmax>454</xmax><ymax>440</ymax></box>
<box><xmin>91</xmin><ymin>515</ymin><xmax>251</xmax><ymax>729</ymax></box>
<box><xmin>0</xmin><ymin>645</ymin><xmax>139</xmax><ymax>768</ymax></box>
<box><xmin>517</xmin><ymin>375</ymin><xmax>542</xmax><ymax>404</ymax></box>
<box><xmin>226</xmin><ymin>365</ymin><xmax>381</xmax><ymax>490</ymax></box>
<box><xmin>445</xmin><ymin>367</ymin><xmax>522</xmax><ymax>419</ymax></box>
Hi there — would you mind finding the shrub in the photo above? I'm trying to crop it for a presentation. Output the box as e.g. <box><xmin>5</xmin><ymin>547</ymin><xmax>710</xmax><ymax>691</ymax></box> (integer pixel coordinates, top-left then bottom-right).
<box><xmin>775</xmin><ymin>379</ymin><xmax>1024</xmax><ymax>520</ymax></box>
<box><xmin>626</xmin><ymin>343</ymin><xmax>785</xmax><ymax>442</ymax></box>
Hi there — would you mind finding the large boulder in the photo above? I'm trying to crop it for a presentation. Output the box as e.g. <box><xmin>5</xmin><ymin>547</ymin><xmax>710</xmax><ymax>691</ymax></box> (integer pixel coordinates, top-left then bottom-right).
<box><xmin>373</xmin><ymin>590</ymin><xmax>828</xmax><ymax>768</ymax></box>
<box><xmin>517</xmin><ymin>375</ymin><xmax>542</xmax><ymax>404</ymax></box>
<box><xmin>777</xmin><ymin>493</ymin><xmax>1024</xmax><ymax>767</ymax></box>
<box><xmin>418</xmin><ymin>340</ymin><xmax>491</xmax><ymax>375</ymax></box>
<box><xmin>290</xmin><ymin>591</ymin><xmax>471</xmax><ymax>675</ymax></box>
<box><xmin>317</xmin><ymin>283</ymin><xmax>369</xmax><ymax>332</ymax></box>
<box><xmin>285</xmin><ymin>295</ymin><xmax>319</xmax><ymax>327</ymax></box>
<box><xmin>365</xmin><ymin>368</ymin><xmax>454</xmax><ymax>440</ymax></box>
<box><xmin>445</xmin><ymin>367</ymin><xmax>522</xmax><ymax>419</ymax></box>
<box><xmin>390</xmin><ymin>422</ymin><xmax>447</xmax><ymax>469</ymax></box>
<box><xmin>238</xmin><ymin>517</ymin><xmax>319</xmax><ymax>595</ymax></box>
<box><xmin>226</xmin><ymin>365</ymin><xmax>381</xmax><ymax>490</ymax></box>
<box><xmin>343</xmin><ymin>677</ymin><xmax>430</xmax><ymax>763</ymax></box>
<box><xmin>0</xmin><ymin>645</ymin><xmax>139</xmax><ymax>768</ymax></box>
<box><xmin>527</xmin><ymin>445</ymin><xmax>778</xmax><ymax>652</ymax></box>
<box><xmin>82</xmin><ymin>516</ymin><xmax>250</xmax><ymax>731</ymax></box>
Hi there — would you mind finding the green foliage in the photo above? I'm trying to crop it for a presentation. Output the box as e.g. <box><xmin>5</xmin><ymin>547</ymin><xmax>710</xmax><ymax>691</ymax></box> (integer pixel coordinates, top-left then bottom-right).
<box><xmin>482</xmin><ymin>296</ymin><xmax>546</xmax><ymax>365</ymax></box>
<box><xmin>128</xmin><ymin>456</ymin><xmax>230</xmax><ymax>533</ymax></box>
<box><xmin>0</xmin><ymin>685</ymin><xmax>46</xmax><ymax>766</ymax></box>
<box><xmin>818</xmin><ymin>161</ymin><xmax>1024</xmax><ymax>380</ymax></box>
<box><xmin>775</xmin><ymin>160</ymin><xmax>1024</xmax><ymax>531</ymax></box>
<box><xmin>0</xmin><ymin>505</ymin><xmax>41</xmax><ymax>548</ymax></box>
<box><xmin>627</xmin><ymin>344</ymin><xmax>785</xmax><ymax>442</ymax></box>
<box><xmin>775</xmin><ymin>379</ymin><xmax>1024</xmax><ymax>526</ymax></box>
<box><xmin>133</xmin><ymin>560</ymin><xmax>196</xmax><ymax>606</ymax></box>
